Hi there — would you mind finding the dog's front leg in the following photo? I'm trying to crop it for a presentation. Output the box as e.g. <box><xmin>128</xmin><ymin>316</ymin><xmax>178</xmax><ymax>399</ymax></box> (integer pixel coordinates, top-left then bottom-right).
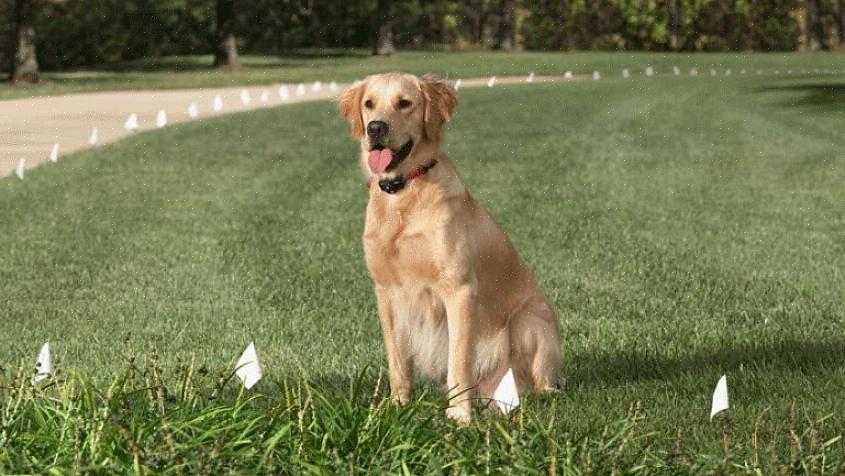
<box><xmin>443</xmin><ymin>285</ymin><xmax>476</xmax><ymax>425</ymax></box>
<box><xmin>374</xmin><ymin>287</ymin><xmax>415</xmax><ymax>404</ymax></box>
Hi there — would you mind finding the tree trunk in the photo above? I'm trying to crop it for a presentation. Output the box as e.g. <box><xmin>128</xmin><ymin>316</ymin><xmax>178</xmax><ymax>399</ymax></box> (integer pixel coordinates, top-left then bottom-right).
<box><xmin>804</xmin><ymin>0</ymin><xmax>825</xmax><ymax>51</ymax></box>
<box><xmin>838</xmin><ymin>0</ymin><xmax>845</xmax><ymax>43</ymax></box>
<box><xmin>667</xmin><ymin>0</ymin><xmax>682</xmax><ymax>51</ymax></box>
<box><xmin>373</xmin><ymin>0</ymin><xmax>395</xmax><ymax>56</ymax></box>
<box><xmin>11</xmin><ymin>0</ymin><xmax>39</xmax><ymax>83</ymax></box>
<box><xmin>213</xmin><ymin>0</ymin><xmax>240</xmax><ymax>68</ymax></box>
<box><xmin>495</xmin><ymin>0</ymin><xmax>515</xmax><ymax>50</ymax></box>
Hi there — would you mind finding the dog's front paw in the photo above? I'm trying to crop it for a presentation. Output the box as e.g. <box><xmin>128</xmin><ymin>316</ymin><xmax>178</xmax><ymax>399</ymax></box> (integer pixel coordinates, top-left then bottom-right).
<box><xmin>445</xmin><ymin>406</ymin><xmax>472</xmax><ymax>426</ymax></box>
<box><xmin>391</xmin><ymin>391</ymin><xmax>412</xmax><ymax>405</ymax></box>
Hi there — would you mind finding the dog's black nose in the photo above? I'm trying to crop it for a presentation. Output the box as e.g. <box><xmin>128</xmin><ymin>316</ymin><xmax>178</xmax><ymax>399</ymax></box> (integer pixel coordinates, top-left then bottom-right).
<box><xmin>367</xmin><ymin>121</ymin><xmax>389</xmax><ymax>140</ymax></box>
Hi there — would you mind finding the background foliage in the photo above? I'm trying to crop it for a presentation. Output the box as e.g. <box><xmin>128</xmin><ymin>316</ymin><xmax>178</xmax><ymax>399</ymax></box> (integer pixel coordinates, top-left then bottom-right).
<box><xmin>2</xmin><ymin>0</ymin><xmax>844</xmax><ymax>71</ymax></box>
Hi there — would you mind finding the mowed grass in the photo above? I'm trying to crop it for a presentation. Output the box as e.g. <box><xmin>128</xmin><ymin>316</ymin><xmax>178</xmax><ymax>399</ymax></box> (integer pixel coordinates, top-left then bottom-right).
<box><xmin>1</xmin><ymin>72</ymin><xmax>845</xmax><ymax>473</ymax></box>
<box><xmin>1</xmin><ymin>50</ymin><xmax>845</xmax><ymax>100</ymax></box>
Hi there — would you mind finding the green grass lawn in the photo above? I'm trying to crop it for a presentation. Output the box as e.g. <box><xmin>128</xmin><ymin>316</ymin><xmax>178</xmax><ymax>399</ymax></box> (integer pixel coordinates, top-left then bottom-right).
<box><xmin>1</xmin><ymin>71</ymin><xmax>844</xmax><ymax>473</ymax></box>
<box><xmin>2</xmin><ymin>50</ymin><xmax>845</xmax><ymax>100</ymax></box>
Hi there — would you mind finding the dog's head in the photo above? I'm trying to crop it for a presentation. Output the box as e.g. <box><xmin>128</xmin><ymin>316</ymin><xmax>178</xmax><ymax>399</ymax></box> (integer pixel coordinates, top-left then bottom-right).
<box><xmin>338</xmin><ymin>72</ymin><xmax>457</xmax><ymax>177</ymax></box>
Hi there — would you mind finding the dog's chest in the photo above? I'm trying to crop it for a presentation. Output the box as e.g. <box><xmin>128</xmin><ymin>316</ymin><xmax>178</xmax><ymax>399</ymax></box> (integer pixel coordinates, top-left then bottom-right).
<box><xmin>363</xmin><ymin>210</ymin><xmax>441</xmax><ymax>286</ymax></box>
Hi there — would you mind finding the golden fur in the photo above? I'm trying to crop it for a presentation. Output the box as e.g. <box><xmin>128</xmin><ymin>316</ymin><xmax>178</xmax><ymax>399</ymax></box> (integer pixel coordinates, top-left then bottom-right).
<box><xmin>338</xmin><ymin>72</ymin><xmax>561</xmax><ymax>424</ymax></box>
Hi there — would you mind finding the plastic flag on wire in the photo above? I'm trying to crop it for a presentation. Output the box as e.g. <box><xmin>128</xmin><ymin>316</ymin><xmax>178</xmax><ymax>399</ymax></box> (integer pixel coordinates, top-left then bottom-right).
<box><xmin>493</xmin><ymin>368</ymin><xmax>520</xmax><ymax>414</ymax></box>
<box><xmin>187</xmin><ymin>102</ymin><xmax>199</xmax><ymax>119</ymax></box>
<box><xmin>710</xmin><ymin>375</ymin><xmax>729</xmax><ymax>420</ymax></box>
<box><xmin>49</xmin><ymin>143</ymin><xmax>59</xmax><ymax>163</ymax></box>
<box><xmin>89</xmin><ymin>127</ymin><xmax>99</xmax><ymax>146</ymax></box>
<box><xmin>124</xmin><ymin>113</ymin><xmax>138</xmax><ymax>132</ymax></box>
<box><xmin>15</xmin><ymin>158</ymin><xmax>25</xmax><ymax>180</ymax></box>
<box><xmin>33</xmin><ymin>342</ymin><xmax>52</xmax><ymax>383</ymax></box>
<box><xmin>236</xmin><ymin>342</ymin><xmax>263</xmax><ymax>390</ymax></box>
<box><xmin>156</xmin><ymin>110</ymin><xmax>167</xmax><ymax>128</ymax></box>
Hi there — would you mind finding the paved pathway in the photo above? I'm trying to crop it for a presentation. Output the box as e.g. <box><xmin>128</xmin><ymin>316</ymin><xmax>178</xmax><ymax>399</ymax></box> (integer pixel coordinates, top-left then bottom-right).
<box><xmin>0</xmin><ymin>75</ymin><xmax>564</xmax><ymax>178</ymax></box>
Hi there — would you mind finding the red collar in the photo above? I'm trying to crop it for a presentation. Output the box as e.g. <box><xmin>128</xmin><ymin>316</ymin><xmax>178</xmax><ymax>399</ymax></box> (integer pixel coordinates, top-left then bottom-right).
<box><xmin>366</xmin><ymin>160</ymin><xmax>438</xmax><ymax>194</ymax></box>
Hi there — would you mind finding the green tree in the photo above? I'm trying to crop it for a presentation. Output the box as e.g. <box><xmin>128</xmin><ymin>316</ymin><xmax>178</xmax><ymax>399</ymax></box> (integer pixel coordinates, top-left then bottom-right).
<box><xmin>10</xmin><ymin>0</ymin><xmax>38</xmax><ymax>82</ymax></box>
<box><xmin>214</xmin><ymin>0</ymin><xmax>239</xmax><ymax>67</ymax></box>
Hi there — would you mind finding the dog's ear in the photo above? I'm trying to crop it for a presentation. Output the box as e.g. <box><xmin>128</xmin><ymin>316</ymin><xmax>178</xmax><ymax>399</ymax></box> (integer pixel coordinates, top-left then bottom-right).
<box><xmin>338</xmin><ymin>80</ymin><xmax>367</xmax><ymax>140</ymax></box>
<box><xmin>421</xmin><ymin>75</ymin><xmax>458</xmax><ymax>143</ymax></box>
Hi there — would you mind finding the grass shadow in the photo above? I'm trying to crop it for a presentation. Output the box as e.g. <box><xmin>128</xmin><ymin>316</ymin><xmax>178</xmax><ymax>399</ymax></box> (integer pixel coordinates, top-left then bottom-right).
<box><xmin>571</xmin><ymin>338</ymin><xmax>845</xmax><ymax>389</ymax></box>
<box><xmin>758</xmin><ymin>82</ymin><xmax>845</xmax><ymax>112</ymax></box>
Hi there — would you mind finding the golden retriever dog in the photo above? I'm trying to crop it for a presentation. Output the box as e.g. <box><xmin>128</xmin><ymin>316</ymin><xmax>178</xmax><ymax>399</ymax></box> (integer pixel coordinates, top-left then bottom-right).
<box><xmin>338</xmin><ymin>72</ymin><xmax>561</xmax><ymax>424</ymax></box>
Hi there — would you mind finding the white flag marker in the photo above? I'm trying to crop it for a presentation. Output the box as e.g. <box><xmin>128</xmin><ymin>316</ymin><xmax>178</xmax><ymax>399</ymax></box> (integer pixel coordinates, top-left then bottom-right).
<box><xmin>278</xmin><ymin>85</ymin><xmax>290</xmax><ymax>101</ymax></box>
<box><xmin>259</xmin><ymin>89</ymin><xmax>269</xmax><ymax>104</ymax></box>
<box><xmin>235</xmin><ymin>342</ymin><xmax>262</xmax><ymax>389</ymax></box>
<box><xmin>487</xmin><ymin>76</ymin><xmax>496</xmax><ymax>88</ymax></box>
<box><xmin>645</xmin><ymin>66</ymin><xmax>654</xmax><ymax>76</ymax></box>
<box><xmin>187</xmin><ymin>102</ymin><xmax>199</xmax><ymax>119</ymax></box>
<box><xmin>672</xmin><ymin>66</ymin><xmax>681</xmax><ymax>76</ymax></box>
<box><xmin>710</xmin><ymin>68</ymin><xmax>717</xmax><ymax>76</ymax></box>
<box><xmin>740</xmin><ymin>68</ymin><xmax>746</xmax><ymax>75</ymax></box>
<box><xmin>88</xmin><ymin>127</ymin><xmax>99</xmax><ymax>146</ymax></box>
<box><xmin>329</xmin><ymin>81</ymin><xmax>339</xmax><ymax>93</ymax></box>
<box><xmin>33</xmin><ymin>342</ymin><xmax>52</xmax><ymax>382</ymax></box>
<box><xmin>49</xmin><ymin>143</ymin><xmax>59</xmax><ymax>163</ymax></box>
<box><xmin>295</xmin><ymin>83</ymin><xmax>305</xmax><ymax>97</ymax></box>
<box><xmin>15</xmin><ymin>158</ymin><xmax>25</xmax><ymax>180</ymax></box>
<box><xmin>213</xmin><ymin>95</ymin><xmax>224</xmax><ymax>112</ymax></box>
<box><xmin>493</xmin><ymin>368</ymin><xmax>520</xmax><ymax>414</ymax></box>
<box><xmin>240</xmin><ymin>89</ymin><xmax>251</xmax><ymax>106</ymax></box>
<box><xmin>563</xmin><ymin>71</ymin><xmax>573</xmax><ymax>79</ymax></box>
<box><xmin>124</xmin><ymin>113</ymin><xmax>139</xmax><ymax>132</ymax></box>
<box><xmin>156</xmin><ymin>109</ymin><xmax>167</xmax><ymax>128</ymax></box>
<box><xmin>592</xmin><ymin>71</ymin><xmax>601</xmax><ymax>81</ymax></box>
<box><xmin>454</xmin><ymin>79</ymin><xmax>462</xmax><ymax>91</ymax></box>
<box><xmin>690</xmin><ymin>67</ymin><xmax>699</xmax><ymax>76</ymax></box>
<box><xmin>311</xmin><ymin>81</ymin><xmax>322</xmax><ymax>92</ymax></box>
<box><xmin>527</xmin><ymin>72</ymin><xmax>535</xmax><ymax>83</ymax></box>
<box><xmin>622</xmin><ymin>68</ymin><xmax>630</xmax><ymax>78</ymax></box>
<box><xmin>710</xmin><ymin>375</ymin><xmax>729</xmax><ymax>420</ymax></box>
<box><xmin>725</xmin><ymin>68</ymin><xmax>732</xmax><ymax>76</ymax></box>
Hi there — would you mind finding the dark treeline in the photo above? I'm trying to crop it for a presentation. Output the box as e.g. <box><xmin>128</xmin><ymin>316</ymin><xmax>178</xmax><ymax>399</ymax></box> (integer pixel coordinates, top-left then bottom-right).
<box><xmin>2</xmin><ymin>0</ymin><xmax>845</xmax><ymax>77</ymax></box>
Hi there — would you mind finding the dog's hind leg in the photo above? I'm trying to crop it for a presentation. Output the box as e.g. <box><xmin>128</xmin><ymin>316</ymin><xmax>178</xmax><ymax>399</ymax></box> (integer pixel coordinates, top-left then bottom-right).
<box><xmin>509</xmin><ymin>301</ymin><xmax>562</xmax><ymax>392</ymax></box>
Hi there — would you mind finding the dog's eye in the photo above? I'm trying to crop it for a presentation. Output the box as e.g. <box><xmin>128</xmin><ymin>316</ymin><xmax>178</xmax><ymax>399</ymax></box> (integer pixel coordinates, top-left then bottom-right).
<box><xmin>397</xmin><ymin>99</ymin><xmax>412</xmax><ymax>110</ymax></box>
<box><xmin>364</xmin><ymin>99</ymin><xmax>374</xmax><ymax>109</ymax></box>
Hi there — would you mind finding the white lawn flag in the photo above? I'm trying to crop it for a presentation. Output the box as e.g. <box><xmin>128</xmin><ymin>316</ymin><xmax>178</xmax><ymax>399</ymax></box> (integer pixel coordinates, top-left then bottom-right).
<box><xmin>236</xmin><ymin>342</ymin><xmax>263</xmax><ymax>390</ymax></box>
<box><xmin>124</xmin><ymin>113</ymin><xmax>139</xmax><ymax>132</ymax></box>
<box><xmin>49</xmin><ymin>143</ymin><xmax>59</xmax><ymax>163</ymax></box>
<box><xmin>89</xmin><ymin>127</ymin><xmax>99</xmax><ymax>146</ymax></box>
<box><xmin>156</xmin><ymin>109</ymin><xmax>167</xmax><ymax>128</ymax></box>
<box><xmin>33</xmin><ymin>342</ymin><xmax>52</xmax><ymax>383</ymax></box>
<box><xmin>710</xmin><ymin>375</ymin><xmax>729</xmax><ymax>420</ymax></box>
<box><xmin>493</xmin><ymin>368</ymin><xmax>520</xmax><ymax>414</ymax></box>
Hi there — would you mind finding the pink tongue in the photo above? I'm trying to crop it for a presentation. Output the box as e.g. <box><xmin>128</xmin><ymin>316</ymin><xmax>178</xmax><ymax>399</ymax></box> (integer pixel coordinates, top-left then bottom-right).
<box><xmin>368</xmin><ymin>148</ymin><xmax>393</xmax><ymax>174</ymax></box>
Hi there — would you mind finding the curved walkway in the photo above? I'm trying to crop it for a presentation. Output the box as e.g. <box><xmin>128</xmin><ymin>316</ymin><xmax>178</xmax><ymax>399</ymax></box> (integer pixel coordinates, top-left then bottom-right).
<box><xmin>0</xmin><ymin>75</ymin><xmax>564</xmax><ymax>179</ymax></box>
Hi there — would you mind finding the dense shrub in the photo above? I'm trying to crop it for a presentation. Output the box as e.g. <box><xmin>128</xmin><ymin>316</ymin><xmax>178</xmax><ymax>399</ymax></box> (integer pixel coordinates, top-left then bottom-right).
<box><xmin>0</xmin><ymin>0</ymin><xmax>839</xmax><ymax>71</ymax></box>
